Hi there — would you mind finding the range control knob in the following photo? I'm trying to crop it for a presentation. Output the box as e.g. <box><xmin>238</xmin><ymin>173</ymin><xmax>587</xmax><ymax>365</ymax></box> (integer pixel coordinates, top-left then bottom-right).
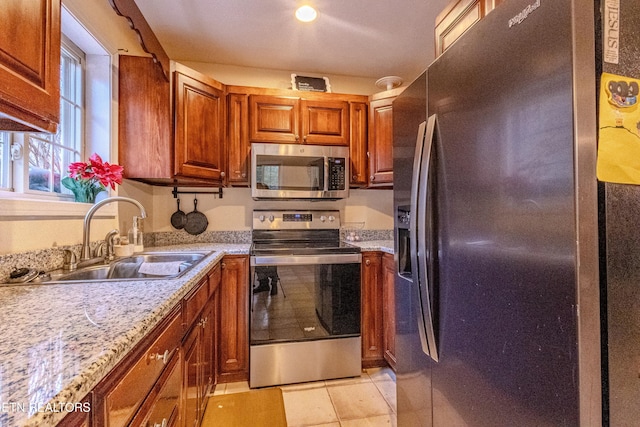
<box><xmin>328</xmin><ymin>215</ymin><xmax>335</xmax><ymax>222</ymax></box>
<box><xmin>258</xmin><ymin>215</ymin><xmax>266</xmax><ymax>222</ymax></box>
<box><xmin>320</xmin><ymin>215</ymin><xmax>327</xmax><ymax>222</ymax></box>
<box><xmin>269</xmin><ymin>215</ymin><xmax>275</xmax><ymax>222</ymax></box>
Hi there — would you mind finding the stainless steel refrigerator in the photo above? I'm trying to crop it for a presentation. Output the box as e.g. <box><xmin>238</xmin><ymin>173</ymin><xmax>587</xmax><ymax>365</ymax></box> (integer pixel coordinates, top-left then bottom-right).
<box><xmin>393</xmin><ymin>0</ymin><xmax>640</xmax><ymax>425</ymax></box>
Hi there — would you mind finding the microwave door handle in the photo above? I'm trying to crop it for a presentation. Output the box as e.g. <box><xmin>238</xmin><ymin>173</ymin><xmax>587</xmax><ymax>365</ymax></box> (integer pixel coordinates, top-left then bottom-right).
<box><xmin>323</xmin><ymin>157</ymin><xmax>330</xmax><ymax>193</ymax></box>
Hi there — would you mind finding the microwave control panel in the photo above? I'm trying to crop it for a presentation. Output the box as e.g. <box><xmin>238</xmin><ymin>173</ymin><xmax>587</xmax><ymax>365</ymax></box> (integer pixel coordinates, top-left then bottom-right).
<box><xmin>328</xmin><ymin>157</ymin><xmax>346</xmax><ymax>190</ymax></box>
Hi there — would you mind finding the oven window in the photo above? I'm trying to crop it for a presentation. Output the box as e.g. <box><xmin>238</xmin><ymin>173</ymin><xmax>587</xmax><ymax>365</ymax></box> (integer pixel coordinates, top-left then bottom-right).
<box><xmin>255</xmin><ymin>155</ymin><xmax>324</xmax><ymax>190</ymax></box>
<box><xmin>251</xmin><ymin>263</ymin><xmax>360</xmax><ymax>344</ymax></box>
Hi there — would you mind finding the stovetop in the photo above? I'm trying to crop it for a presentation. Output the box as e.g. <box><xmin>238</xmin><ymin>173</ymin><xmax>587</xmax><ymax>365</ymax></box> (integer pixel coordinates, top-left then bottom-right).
<box><xmin>250</xmin><ymin>209</ymin><xmax>360</xmax><ymax>256</ymax></box>
<box><xmin>250</xmin><ymin>240</ymin><xmax>361</xmax><ymax>256</ymax></box>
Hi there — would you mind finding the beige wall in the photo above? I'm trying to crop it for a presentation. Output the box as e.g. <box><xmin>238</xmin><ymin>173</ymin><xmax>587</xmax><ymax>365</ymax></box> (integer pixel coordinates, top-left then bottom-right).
<box><xmin>121</xmin><ymin>182</ymin><xmax>393</xmax><ymax>233</ymax></box>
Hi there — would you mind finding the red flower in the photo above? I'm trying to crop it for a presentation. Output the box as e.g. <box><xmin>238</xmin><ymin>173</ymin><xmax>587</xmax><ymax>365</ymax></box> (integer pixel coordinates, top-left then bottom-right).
<box><xmin>65</xmin><ymin>153</ymin><xmax>124</xmax><ymax>190</ymax></box>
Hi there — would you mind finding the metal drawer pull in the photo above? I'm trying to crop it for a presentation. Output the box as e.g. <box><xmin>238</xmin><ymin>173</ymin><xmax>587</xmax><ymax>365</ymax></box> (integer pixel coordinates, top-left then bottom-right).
<box><xmin>149</xmin><ymin>349</ymin><xmax>170</xmax><ymax>364</ymax></box>
<box><xmin>152</xmin><ymin>418</ymin><xmax>168</xmax><ymax>427</ymax></box>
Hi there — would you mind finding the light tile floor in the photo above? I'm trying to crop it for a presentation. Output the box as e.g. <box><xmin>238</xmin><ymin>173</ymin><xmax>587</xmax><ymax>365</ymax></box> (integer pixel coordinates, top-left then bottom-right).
<box><xmin>212</xmin><ymin>367</ymin><xmax>397</xmax><ymax>427</ymax></box>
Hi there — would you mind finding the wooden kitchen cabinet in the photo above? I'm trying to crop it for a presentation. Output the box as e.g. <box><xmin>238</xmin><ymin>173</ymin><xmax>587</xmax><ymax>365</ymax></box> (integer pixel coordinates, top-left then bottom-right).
<box><xmin>368</xmin><ymin>97</ymin><xmax>394</xmax><ymax>187</ymax></box>
<box><xmin>249</xmin><ymin>95</ymin><xmax>299</xmax><ymax>143</ymax></box>
<box><xmin>118</xmin><ymin>56</ymin><xmax>226</xmax><ymax>186</ymax></box>
<box><xmin>435</xmin><ymin>0</ymin><xmax>503</xmax><ymax>56</ymax></box>
<box><xmin>0</xmin><ymin>0</ymin><xmax>60</xmax><ymax>133</ymax></box>
<box><xmin>300</xmin><ymin>99</ymin><xmax>349</xmax><ymax>145</ymax></box>
<box><xmin>227</xmin><ymin>93</ymin><xmax>251</xmax><ymax>186</ymax></box>
<box><xmin>382</xmin><ymin>253</ymin><xmax>396</xmax><ymax>370</ymax></box>
<box><xmin>174</xmin><ymin>63</ymin><xmax>226</xmax><ymax>182</ymax></box>
<box><xmin>249</xmin><ymin>94</ymin><xmax>349</xmax><ymax>145</ymax></box>
<box><xmin>349</xmin><ymin>101</ymin><xmax>368</xmax><ymax>187</ymax></box>
<box><xmin>218</xmin><ymin>255</ymin><xmax>250</xmax><ymax>383</ymax></box>
<box><xmin>361</xmin><ymin>252</ymin><xmax>386</xmax><ymax>368</ymax></box>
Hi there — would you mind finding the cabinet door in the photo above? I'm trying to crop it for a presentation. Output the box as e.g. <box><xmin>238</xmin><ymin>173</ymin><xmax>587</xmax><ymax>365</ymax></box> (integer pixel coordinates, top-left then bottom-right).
<box><xmin>0</xmin><ymin>0</ymin><xmax>60</xmax><ymax>133</ymax></box>
<box><xmin>435</xmin><ymin>0</ymin><xmax>502</xmax><ymax>55</ymax></box>
<box><xmin>227</xmin><ymin>93</ymin><xmax>250</xmax><ymax>185</ymax></box>
<box><xmin>382</xmin><ymin>253</ymin><xmax>396</xmax><ymax>370</ymax></box>
<box><xmin>349</xmin><ymin>102</ymin><xmax>368</xmax><ymax>187</ymax></box>
<box><xmin>218</xmin><ymin>255</ymin><xmax>249</xmax><ymax>382</ymax></box>
<box><xmin>361</xmin><ymin>252</ymin><xmax>385</xmax><ymax>368</ymax></box>
<box><xmin>249</xmin><ymin>95</ymin><xmax>300</xmax><ymax>143</ymax></box>
<box><xmin>204</xmin><ymin>263</ymin><xmax>221</xmax><ymax>392</ymax></box>
<box><xmin>300</xmin><ymin>99</ymin><xmax>349</xmax><ymax>145</ymax></box>
<box><xmin>183</xmin><ymin>323</ymin><xmax>203</xmax><ymax>427</ymax></box>
<box><xmin>118</xmin><ymin>55</ymin><xmax>172</xmax><ymax>180</ymax></box>
<box><xmin>174</xmin><ymin>70</ymin><xmax>225</xmax><ymax>181</ymax></box>
<box><xmin>368</xmin><ymin>98</ymin><xmax>394</xmax><ymax>187</ymax></box>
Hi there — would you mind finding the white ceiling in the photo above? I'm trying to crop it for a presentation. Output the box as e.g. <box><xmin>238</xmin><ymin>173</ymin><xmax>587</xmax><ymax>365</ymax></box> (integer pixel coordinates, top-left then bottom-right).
<box><xmin>133</xmin><ymin>0</ymin><xmax>451</xmax><ymax>85</ymax></box>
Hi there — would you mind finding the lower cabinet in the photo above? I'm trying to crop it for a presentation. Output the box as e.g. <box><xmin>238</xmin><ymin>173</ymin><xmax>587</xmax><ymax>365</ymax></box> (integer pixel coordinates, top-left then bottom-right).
<box><xmin>217</xmin><ymin>255</ymin><xmax>249</xmax><ymax>383</ymax></box>
<box><xmin>382</xmin><ymin>253</ymin><xmax>396</xmax><ymax>370</ymax></box>
<box><xmin>361</xmin><ymin>251</ymin><xmax>397</xmax><ymax>371</ymax></box>
<box><xmin>361</xmin><ymin>252</ymin><xmax>385</xmax><ymax>368</ymax></box>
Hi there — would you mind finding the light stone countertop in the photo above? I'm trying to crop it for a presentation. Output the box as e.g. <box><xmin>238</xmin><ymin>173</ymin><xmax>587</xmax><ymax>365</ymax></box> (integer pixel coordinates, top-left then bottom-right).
<box><xmin>0</xmin><ymin>243</ymin><xmax>249</xmax><ymax>427</ymax></box>
<box><xmin>346</xmin><ymin>239</ymin><xmax>394</xmax><ymax>255</ymax></box>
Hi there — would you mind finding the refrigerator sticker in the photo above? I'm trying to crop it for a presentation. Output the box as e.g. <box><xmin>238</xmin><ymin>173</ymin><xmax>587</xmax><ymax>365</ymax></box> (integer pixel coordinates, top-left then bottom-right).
<box><xmin>508</xmin><ymin>0</ymin><xmax>540</xmax><ymax>28</ymax></box>
<box><xmin>596</xmin><ymin>73</ymin><xmax>640</xmax><ymax>184</ymax></box>
<box><xmin>604</xmin><ymin>0</ymin><xmax>620</xmax><ymax>64</ymax></box>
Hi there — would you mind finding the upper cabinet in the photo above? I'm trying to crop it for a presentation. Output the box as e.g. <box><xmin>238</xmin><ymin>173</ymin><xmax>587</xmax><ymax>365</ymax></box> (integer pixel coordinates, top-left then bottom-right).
<box><xmin>174</xmin><ymin>64</ymin><xmax>225</xmax><ymax>182</ymax></box>
<box><xmin>118</xmin><ymin>56</ymin><xmax>226</xmax><ymax>186</ymax></box>
<box><xmin>0</xmin><ymin>0</ymin><xmax>60</xmax><ymax>133</ymax></box>
<box><xmin>249</xmin><ymin>95</ymin><xmax>300</xmax><ymax>143</ymax></box>
<box><xmin>248</xmin><ymin>95</ymin><xmax>349</xmax><ymax>146</ymax></box>
<box><xmin>435</xmin><ymin>0</ymin><xmax>502</xmax><ymax>56</ymax></box>
<box><xmin>368</xmin><ymin>96</ymin><xmax>394</xmax><ymax>187</ymax></box>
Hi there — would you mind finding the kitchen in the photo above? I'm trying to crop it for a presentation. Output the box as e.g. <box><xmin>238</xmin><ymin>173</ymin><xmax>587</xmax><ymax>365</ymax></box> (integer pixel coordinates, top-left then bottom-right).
<box><xmin>1</xmin><ymin>0</ymin><xmax>640</xmax><ymax>426</ymax></box>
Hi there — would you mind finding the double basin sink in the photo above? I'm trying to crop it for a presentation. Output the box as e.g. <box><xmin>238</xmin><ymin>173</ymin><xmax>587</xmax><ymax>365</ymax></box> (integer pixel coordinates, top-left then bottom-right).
<box><xmin>41</xmin><ymin>251</ymin><xmax>209</xmax><ymax>284</ymax></box>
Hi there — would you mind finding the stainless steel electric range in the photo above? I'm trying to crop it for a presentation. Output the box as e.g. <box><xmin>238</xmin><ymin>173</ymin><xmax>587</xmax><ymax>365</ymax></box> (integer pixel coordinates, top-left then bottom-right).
<box><xmin>249</xmin><ymin>209</ymin><xmax>362</xmax><ymax>388</ymax></box>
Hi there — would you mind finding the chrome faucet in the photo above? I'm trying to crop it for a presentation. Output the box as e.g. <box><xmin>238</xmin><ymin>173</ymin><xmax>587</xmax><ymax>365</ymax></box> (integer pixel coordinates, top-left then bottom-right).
<box><xmin>80</xmin><ymin>197</ymin><xmax>147</xmax><ymax>261</ymax></box>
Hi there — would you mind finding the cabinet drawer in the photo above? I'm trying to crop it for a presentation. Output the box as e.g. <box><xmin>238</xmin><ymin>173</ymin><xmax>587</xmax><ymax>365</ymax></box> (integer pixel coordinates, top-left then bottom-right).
<box><xmin>104</xmin><ymin>308</ymin><xmax>182</xmax><ymax>427</ymax></box>
<box><xmin>129</xmin><ymin>352</ymin><xmax>182</xmax><ymax>427</ymax></box>
<box><xmin>183</xmin><ymin>276</ymin><xmax>209</xmax><ymax>329</ymax></box>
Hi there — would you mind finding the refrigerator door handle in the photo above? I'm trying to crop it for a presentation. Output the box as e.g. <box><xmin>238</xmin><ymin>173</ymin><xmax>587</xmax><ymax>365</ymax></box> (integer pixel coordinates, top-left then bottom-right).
<box><xmin>417</xmin><ymin>114</ymin><xmax>440</xmax><ymax>362</ymax></box>
<box><xmin>410</xmin><ymin>121</ymin><xmax>431</xmax><ymax>357</ymax></box>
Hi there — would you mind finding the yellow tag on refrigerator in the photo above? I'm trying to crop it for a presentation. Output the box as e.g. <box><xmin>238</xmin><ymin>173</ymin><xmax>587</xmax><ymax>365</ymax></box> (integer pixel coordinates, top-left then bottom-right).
<box><xmin>596</xmin><ymin>72</ymin><xmax>640</xmax><ymax>184</ymax></box>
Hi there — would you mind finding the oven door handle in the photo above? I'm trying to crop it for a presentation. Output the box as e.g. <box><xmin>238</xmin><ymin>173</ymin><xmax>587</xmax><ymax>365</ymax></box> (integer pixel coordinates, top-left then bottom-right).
<box><xmin>251</xmin><ymin>254</ymin><xmax>362</xmax><ymax>266</ymax></box>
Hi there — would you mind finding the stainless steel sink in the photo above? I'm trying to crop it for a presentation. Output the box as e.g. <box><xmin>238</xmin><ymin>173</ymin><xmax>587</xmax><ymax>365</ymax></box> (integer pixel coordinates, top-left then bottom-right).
<box><xmin>42</xmin><ymin>251</ymin><xmax>209</xmax><ymax>283</ymax></box>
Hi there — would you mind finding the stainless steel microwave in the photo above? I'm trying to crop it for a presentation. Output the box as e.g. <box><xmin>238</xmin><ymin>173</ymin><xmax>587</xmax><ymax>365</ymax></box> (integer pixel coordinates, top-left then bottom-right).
<box><xmin>251</xmin><ymin>143</ymin><xmax>349</xmax><ymax>200</ymax></box>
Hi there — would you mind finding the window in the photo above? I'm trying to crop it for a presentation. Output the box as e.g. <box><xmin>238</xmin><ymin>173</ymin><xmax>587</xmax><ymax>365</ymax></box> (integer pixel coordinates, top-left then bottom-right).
<box><xmin>26</xmin><ymin>40</ymin><xmax>83</xmax><ymax>196</ymax></box>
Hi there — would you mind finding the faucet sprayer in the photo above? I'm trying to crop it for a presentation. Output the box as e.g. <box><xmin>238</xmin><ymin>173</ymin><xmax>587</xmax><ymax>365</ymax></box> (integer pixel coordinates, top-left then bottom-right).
<box><xmin>80</xmin><ymin>197</ymin><xmax>147</xmax><ymax>261</ymax></box>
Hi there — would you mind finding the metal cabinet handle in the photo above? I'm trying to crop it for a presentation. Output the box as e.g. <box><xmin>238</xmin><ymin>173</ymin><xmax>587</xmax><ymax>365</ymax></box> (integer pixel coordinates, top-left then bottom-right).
<box><xmin>370</xmin><ymin>175</ymin><xmax>375</xmax><ymax>181</ymax></box>
<box><xmin>221</xmin><ymin>262</ymin><xmax>226</xmax><ymax>269</ymax></box>
<box><xmin>220</xmin><ymin>171</ymin><xmax>226</xmax><ymax>178</ymax></box>
<box><xmin>152</xmin><ymin>418</ymin><xmax>167</xmax><ymax>427</ymax></box>
<box><xmin>241</xmin><ymin>173</ymin><xmax>247</xmax><ymax>178</ymax></box>
<box><xmin>149</xmin><ymin>349</ymin><xmax>170</xmax><ymax>364</ymax></box>
<box><xmin>200</xmin><ymin>316</ymin><xmax>208</xmax><ymax>329</ymax></box>
<box><xmin>365</xmin><ymin>259</ymin><xmax>371</xmax><ymax>266</ymax></box>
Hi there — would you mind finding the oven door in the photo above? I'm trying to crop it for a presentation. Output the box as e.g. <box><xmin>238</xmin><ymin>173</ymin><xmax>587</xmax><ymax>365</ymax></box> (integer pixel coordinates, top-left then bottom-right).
<box><xmin>250</xmin><ymin>253</ymin><xmax>361</xmax><ymax>345</ymax></box>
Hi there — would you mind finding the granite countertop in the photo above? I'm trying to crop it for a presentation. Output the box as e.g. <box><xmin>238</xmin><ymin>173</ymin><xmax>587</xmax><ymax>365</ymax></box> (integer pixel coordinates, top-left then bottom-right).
<box><xmin>0</xmin><ymin>243</ymin><xmax>249</xmax><ymax>427</ymax></box>
<box><xmin>346</xmin><ymin>239</ymin><xmax>394</xmax><ymax>254</ymax></box>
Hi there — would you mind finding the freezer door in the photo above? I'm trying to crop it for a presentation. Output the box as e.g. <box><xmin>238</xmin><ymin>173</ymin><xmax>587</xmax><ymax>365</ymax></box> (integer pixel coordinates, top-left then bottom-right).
<box><xmin>427</xmin><ymin>0</ymin><xmax>580</xmax><ymax>425</ymax></box>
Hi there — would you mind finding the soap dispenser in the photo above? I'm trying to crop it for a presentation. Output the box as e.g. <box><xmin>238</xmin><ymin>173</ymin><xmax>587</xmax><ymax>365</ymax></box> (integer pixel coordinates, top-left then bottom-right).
<box><xmin>128</xmin><ymin>216</ymin><xmax>144</xmax><ymax>253</ymax></box>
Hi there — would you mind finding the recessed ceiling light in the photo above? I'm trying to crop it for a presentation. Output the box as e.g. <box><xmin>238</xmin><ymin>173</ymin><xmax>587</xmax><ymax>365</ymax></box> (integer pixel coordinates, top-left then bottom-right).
<box><xmin>295</xmin><ymin>5</ymin><xmax>317</xmax><ymax>22</ymax></box>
